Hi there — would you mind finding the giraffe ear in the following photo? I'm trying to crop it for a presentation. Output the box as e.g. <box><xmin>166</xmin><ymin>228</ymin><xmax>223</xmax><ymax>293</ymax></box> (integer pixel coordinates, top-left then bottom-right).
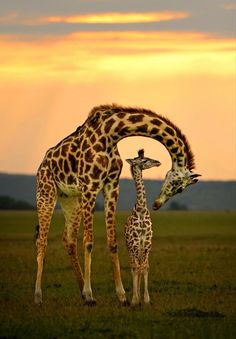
<box><xmin>90</xmin><ymin>112</ymin><xmax>100</xmax><ymax>125</ymax></box>
<box><xmin>189</xmin><ymin>173</ymin><xmax>201</xmax><ymax>184</ymax></box>
<box><xmin>126</xmin><ymin>159</ymin><xmax>134</xmax><ymax>165</ymax></box>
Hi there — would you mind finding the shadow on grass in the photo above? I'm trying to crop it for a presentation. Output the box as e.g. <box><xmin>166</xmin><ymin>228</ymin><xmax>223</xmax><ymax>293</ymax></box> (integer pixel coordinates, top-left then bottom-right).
<box><xmin>166</xmin><ymin>308</ymin><xmax>225</xmax><ymax>318</ymax></box>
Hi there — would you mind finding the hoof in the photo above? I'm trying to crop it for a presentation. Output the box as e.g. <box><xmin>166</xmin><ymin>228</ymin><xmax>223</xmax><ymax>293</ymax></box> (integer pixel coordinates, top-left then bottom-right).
<box><xmin>144</xmin><ymin>302</ymin><xmax>152</xmax><ymax>307</ymax></box>
<box><xmin>83</xmin><ymin>299</ymin><xmax>97</xmax><ymax>307</ymax></box>
<box><xmin>121</xmin><ymin>300</ymin><xmax>130</xmax><ymax>307</ymax></box>
<box><xmin>131</xmin><ymin>302</ymin><xmax>142</xmax><ymax>307</ymax></box>
<box><xmin>34</xmin><ymin>293</ymin><xmax>42</xmax><ymax>306</ymax></box>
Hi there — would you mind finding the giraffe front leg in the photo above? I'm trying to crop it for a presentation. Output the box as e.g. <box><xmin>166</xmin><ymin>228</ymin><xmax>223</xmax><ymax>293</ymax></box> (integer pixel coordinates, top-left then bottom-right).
<box><xmin>103</xmin><ymin>184</ymin><xmax>128</xmax><ymax>305</ymax></box>
<box><xmin>35</xmin><ymin>241</ymin><xmax>45</xmax><ymax>305</ymax></box>
<box><xmin>82</xmin><ymin>193</ymin><xmax>97</xmax><ymax>306</ymax></box>
<box><xmin>110</xmin><ymin>247</ymin><xmax>127</xmax><ymax>304</ymax></box>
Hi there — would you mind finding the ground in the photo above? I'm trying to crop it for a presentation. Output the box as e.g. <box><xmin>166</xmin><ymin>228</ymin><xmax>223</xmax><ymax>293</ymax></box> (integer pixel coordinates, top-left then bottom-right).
<box><xmin>0</xmin><ymin>210</ymin><xmax>235</xmax><ymax>338</ymax></box>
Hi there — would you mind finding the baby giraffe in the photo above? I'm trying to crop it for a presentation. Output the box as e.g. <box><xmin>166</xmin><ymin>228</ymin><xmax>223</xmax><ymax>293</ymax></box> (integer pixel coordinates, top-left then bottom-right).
<box><xmin>125</xmin><ymin>149</ymin><xmax>161</xmax><ymax>305</ymax></box>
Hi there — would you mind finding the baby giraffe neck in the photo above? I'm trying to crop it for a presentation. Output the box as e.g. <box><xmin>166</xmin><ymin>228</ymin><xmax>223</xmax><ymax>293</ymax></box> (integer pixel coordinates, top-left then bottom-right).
<box><xmin>131</xmin><ymin>166</ymin><xmax>147</xmax><ymax>210</ymax></box>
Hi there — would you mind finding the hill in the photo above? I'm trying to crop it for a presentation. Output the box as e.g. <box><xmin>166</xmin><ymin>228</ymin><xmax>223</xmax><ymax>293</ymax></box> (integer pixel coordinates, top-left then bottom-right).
<box><xmin>0</xmin><ymin>172</ymin><xmax>235</xmax><ymax>211</ymax></box>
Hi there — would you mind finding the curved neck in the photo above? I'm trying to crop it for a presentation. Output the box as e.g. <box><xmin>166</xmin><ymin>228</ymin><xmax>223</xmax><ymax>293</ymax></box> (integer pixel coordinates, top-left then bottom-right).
<box><xmin>102</xmin><ymin>110</ymin><xmax>193</xmax><ymax>170</ymax></box>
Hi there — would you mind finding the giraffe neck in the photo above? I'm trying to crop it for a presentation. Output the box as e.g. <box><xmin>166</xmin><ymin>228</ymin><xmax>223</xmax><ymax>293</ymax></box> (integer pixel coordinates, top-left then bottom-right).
<box><xmin>131</xmin><ymin>167</ymin><xmax>147</xmax><ymax>210</ymax></box>
<box><xmin>97</xmin><ymin>107</ymin><xmax>194</xmax><ymax>171</ymax></box>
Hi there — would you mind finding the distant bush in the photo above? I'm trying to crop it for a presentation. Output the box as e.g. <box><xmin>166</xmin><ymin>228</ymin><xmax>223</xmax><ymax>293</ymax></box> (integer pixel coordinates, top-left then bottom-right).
<box><xmin>168</xmin><ymin>201</ymin><xmax>188</xmax><ymax>211</ymax></box>
<box><xmin>95</xmin><ymin>201</ymin><xmax>103</xmax><ymax>211</ymax></box>
<box><xmin>0</xmin><ymin>195</ymin><xmax>34</xmax><ymax>210</ymax></box>
<box><xmin>0</xmin><ymin>195</ymin><xmax>103</xmax><ymax>211</ymax></box>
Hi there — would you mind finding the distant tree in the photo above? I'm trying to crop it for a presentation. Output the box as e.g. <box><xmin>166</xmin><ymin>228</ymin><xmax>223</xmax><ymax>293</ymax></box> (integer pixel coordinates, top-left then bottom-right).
<box><xmin>0</xmin><ymin>195</ymin><xmax>34</xmax><ymax>210</ymax></box>
<box><xmin>168</xmin><ymin>201</ymin><xmax>188</xmax><ymax>211</ymax></box>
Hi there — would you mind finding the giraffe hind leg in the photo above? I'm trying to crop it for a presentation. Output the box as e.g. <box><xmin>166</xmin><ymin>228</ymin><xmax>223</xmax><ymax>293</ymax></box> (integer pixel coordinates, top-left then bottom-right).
<box><xmin>60</xmin><ymin>195</ymin><xmax>84</xmax><ymax>297</ymax></box>
<box><xmin>34</xmin><ymin>167</ymin><xmax>57</xmax><ymax>305</ymax></box>
<box><xmin>35</xmin><ymin>199</ymin><xmax>56</xmax><ymax>305</ymax></box>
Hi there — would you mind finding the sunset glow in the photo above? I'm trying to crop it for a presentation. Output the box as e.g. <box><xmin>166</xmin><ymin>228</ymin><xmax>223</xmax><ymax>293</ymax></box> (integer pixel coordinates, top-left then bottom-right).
<box><xmin>0</xmin><ymin>32</ymin><xmax>234</xmax><ymax>81</ymax></box>
<box><xmin>0</xmin><ymin>2</ymin><xmax>235</xmax><ymax>180</ymax></box>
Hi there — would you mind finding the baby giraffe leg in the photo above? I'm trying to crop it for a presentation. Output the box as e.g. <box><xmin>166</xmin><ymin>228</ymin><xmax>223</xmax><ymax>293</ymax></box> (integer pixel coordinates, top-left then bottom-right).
<box><xmin>143</xmin><ymin>266</ymin><xmax>150</xmax><ymax>304</ymax></box>
<box><xmin>131</xmin><ymin>268</ymin><xmax>141</xmax><ymax>306</ymax></box>
<box><xmin>137</xmin><ymin>270</ymin><xmax>142</xmax><ymax>301</ymax></box>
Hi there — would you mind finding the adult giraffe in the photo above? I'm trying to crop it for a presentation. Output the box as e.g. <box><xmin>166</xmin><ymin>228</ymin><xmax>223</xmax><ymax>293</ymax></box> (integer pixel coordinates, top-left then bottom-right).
<box><xmin>34</xmin><ymin>104</ymin><xmax>200</xmax><ymax>305</ymax></box>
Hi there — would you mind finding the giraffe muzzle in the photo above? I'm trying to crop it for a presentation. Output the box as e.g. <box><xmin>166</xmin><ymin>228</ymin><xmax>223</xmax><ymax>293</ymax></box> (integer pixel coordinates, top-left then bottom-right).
<box><xmin>152</xmin><ymin>200</ymin><xmax>162</xmax><ymax>210</ymax></box>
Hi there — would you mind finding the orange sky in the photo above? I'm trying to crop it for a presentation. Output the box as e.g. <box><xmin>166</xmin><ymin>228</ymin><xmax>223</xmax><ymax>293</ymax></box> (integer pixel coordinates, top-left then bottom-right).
<box><xmin>0</xmin><ymin>9</ymin><xmax>235</xmax><ymax>180</ymax></box>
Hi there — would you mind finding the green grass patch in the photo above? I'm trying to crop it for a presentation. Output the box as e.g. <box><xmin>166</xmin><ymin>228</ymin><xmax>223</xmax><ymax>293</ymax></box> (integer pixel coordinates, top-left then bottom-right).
<box><xmin>0</xmin><ymin>211</ymin><xmax>236</xmax><ymax>338</ymax></box>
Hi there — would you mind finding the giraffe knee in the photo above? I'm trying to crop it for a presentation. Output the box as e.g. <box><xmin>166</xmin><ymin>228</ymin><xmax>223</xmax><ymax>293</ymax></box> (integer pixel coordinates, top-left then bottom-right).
<box><xmin>109</xmin><ymin>243</ymin><xmax>118</xmax><ymax>254</ymax></box>
<box><xmin>62</xmin><ymin>235</ymin><xmax>68</xmax><ymax>249</ymax></box>
<box><xmin>67</xmin><ymin>243</ymin><xmax>77</xmax><ymax>256</ymax></box>
<box><xmin>86</xmin><ymin>243</ymin><xmax>93</xmax><ymax>252</ymax></box>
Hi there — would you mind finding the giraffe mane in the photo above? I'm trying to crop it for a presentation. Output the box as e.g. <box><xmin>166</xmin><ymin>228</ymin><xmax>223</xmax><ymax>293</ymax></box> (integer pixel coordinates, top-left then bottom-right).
<box><xmin>88</xmin><ymin>103</ymin><xmax>119</xmax><ymax>118</ymax></box>
<box><xmin>159</xmin><ymin>115</ymin><xmax>195</xmax><ymax>171</ymax></box>
<box><xmin>87</xmin><ymin>104</ymin><xmax>195</xmax><ymax>171</ymax></box>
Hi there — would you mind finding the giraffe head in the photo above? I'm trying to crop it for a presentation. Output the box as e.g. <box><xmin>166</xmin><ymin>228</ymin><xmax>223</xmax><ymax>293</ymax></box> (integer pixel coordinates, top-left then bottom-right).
<box><xmin>153</xmin><ymin>168</ymin><xmax>201</xmax><ymax>210</ymax></box>
<box><xmin>126</xmin><ymin>149</ymin><xmax>161</xmax><ymax>171</ymax></box>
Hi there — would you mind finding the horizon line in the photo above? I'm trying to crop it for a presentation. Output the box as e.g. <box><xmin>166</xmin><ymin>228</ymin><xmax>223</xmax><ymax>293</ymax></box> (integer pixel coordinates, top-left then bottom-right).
<box><xmin>0</xmin><ymin>171</ymin><xmax>235</xmax><ymax>182</ymax></box>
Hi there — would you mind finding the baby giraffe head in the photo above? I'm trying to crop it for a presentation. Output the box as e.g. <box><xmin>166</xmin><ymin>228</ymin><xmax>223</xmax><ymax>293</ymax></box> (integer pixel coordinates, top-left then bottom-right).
<box><xmin>126</xmin><ymin>149</ymin><xmax>161</xmax><ymax>172</ymax></box>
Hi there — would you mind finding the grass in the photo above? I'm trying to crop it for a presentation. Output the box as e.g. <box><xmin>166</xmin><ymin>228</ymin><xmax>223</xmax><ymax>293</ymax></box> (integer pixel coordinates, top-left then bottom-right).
<box><xmin>0</xmin><ymin>210</ymin><xmax>235</xmax><ymax>338</ymax></box>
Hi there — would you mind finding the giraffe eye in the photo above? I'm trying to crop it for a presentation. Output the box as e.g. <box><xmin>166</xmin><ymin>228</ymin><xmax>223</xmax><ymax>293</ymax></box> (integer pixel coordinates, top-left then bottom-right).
<box><xmin>141</xmin><ymin>159</ymin><xmax>148</xmax><ymax>165</ymax></box>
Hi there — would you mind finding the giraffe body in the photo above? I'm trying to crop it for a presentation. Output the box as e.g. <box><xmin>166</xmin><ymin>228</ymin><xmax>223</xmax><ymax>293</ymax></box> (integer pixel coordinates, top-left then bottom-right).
<box><xmin>34</xmin><ymin>104</ymin><xmax>199</xmax><ymax>305</ymax></box>
<box><xmin>125</xmin><ymin>150</ymin><xmax>160</xmax><ymax>305</ymax></box>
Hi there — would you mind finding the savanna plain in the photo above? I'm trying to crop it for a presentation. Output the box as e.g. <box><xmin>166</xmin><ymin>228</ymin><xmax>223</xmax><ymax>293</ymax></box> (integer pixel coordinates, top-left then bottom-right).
<box><xmin>0</xmin><ymin>210</ymin><xmax>235</xmax><ymax>339</ymax></box>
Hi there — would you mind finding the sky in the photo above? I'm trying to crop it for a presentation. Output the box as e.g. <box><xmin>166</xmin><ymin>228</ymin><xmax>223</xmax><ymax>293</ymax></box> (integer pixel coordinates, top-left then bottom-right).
<box><xmin>0</xmin><ymin>0</ymin><xmax>235</xmax><ymax>180</ymax></box>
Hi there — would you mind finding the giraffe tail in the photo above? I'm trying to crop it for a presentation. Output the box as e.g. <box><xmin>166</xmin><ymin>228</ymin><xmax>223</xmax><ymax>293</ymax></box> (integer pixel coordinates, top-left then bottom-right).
<box><xmin>35</xmin><ymin>224</ymin><xmax>40</xmax><ymax>243</ymax></box>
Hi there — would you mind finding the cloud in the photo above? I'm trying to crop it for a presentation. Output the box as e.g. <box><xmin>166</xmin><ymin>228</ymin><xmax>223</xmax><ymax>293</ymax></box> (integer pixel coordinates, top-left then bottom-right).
<box><xmin>0</xmin><ymin>3</ymin><xmax>235</xmax><ymax>38</ymax></box>
<box><xmin>45</xmin><ymin>11</ymin><xmax>189</xmax><ymax>24</ymax></box>
<box><xmin>0</xmin><ymin>12</ymin><xmax>20</xmax><ymax>24</ymax></box>
<box><xmin>0</xmin><ymin>0</ymin><xmax>236</xmax><ymax>41</ymax></box>
<box><xmin>223</xmin><ymin>3</ymin><xmax>236</xmax><ymax>10</ymax></box>
<box><xmin>0</xmin><ymin>11</ymin><xmax>189</xmax><ymax>26</ymax></box>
